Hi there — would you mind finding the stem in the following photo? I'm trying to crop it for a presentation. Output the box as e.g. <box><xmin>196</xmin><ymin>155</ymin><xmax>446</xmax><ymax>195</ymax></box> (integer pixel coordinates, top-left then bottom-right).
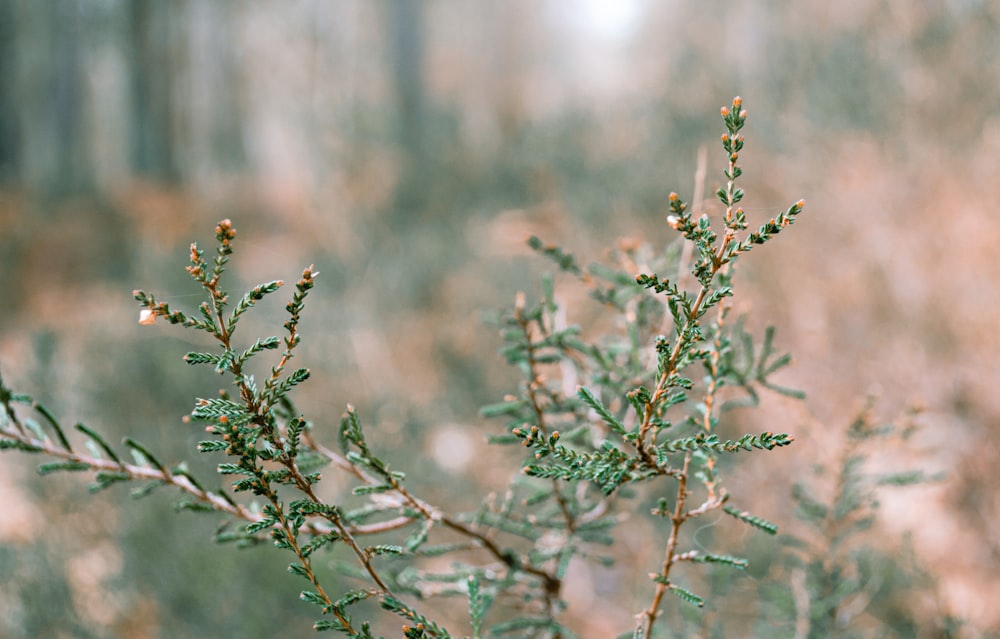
<box><xmin>639</xmin><ymin>452</ymin><xmax>692</xmax><ymax>638</ymax></box>
<box><xmin>637</xmin><ymin>231</ymin><xmax>735</xmax><ymax>454</ymax></box>
<box><xmin>0</xmin><ymin>420</ymin><xmax>255</xmax><ymax>517</ymax></box>
<box><xmin>204</xmin><ymin>275</ymin><xmax>398</xmax><ymax>598</ymax></box>
<box><xmin>303</xmin><ymin>431</ymin><xmax>564</xmax><ymax>592</ymax></box>
<box><xmin>637</xmin><ymin>115</ymin><xmax>745</xmax><ymax>636</ymax></box>
<box><xmin>515</xmin><ymin>303</ymin><xmax>578</xmax><ymax>535</ymax></box>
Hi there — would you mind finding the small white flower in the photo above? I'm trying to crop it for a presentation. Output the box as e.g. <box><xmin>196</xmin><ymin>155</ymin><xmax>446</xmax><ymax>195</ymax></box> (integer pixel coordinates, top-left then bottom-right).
<box><xmin>138</xmin><ymin>309</ymin><xmax>156</xmax><ymax>325</ymax></box>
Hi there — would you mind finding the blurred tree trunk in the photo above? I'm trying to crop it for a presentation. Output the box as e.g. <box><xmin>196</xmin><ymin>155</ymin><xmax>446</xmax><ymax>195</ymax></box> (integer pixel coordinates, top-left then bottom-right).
<box><xmin>0</xmin><ymin>0</ymin><xmax>18</xmax><ymax>184</ymax></box>
<box><xmin>128</xmin><ymin>0</ymin><xmax>181</xmax><ymax>183</ymax></box>
<box><xmin>186</xmin><ymin>0</ymin><xmax>246</xmax><ymax>185</ymax></box>
<box><xmin>49</xmin><ymin>1</ymin><xmax>89</xmax><ymax>194</ymax></box>
<box><xmin>207</xmin><ymin>2</ymin><xmax>246</xmax><ymax>175</ymax></box>
<box><xmin>492</xmin><ymin>3</ymin><xmax>530</xmax><ymax>142</ymax></box>
<box><xmin>11</xmin><ymin>0</ymin><xmax>91</xmax><ymax>195</ymax></box>
<box><xmin>386</xmin><ymin>0</ymin><xmax>428</xmax><ymax>218</ymax></box>
<box><xmin>388</xmin><ymin>0</ymin><xmax>424</xmax><ymax>159</ymax></box>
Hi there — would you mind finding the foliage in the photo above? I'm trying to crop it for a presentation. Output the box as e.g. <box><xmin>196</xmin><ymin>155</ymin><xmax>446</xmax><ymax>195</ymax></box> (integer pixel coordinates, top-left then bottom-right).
<box><xmin>772</xmin><ymin>402</ymin><xmax>960</xmax><ymax>639</ymax></box>
<box><xmin>7</xmin><ymin>98</ymin><xmax>941</xmax><ymax>638</ymax></box>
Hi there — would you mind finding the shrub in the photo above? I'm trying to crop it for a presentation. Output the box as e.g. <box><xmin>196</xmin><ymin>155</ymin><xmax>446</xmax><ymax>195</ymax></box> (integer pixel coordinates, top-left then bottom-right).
<box><xmin>6</xmin><ymin>98</ymin><xmax>930</xmax><ymax>638</ymax></box>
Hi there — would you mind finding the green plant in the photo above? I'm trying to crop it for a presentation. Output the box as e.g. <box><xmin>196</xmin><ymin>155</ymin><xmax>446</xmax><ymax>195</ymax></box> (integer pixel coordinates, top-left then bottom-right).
<box><xmin>1</xmin><ymin>98</ymin><xmax>809</xmax><ymax>638</ymax></box>
<box><xmin>774</xmin><ymin>401</ymin><xmax>960</xmax><ymax>639</ymax></box>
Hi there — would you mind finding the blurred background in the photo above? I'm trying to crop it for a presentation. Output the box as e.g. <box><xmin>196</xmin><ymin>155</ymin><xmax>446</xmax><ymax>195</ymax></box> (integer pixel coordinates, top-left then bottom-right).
<box><xmin>0</xmin><ymin>1</ymin><xmax>998</xmax><ymax>637</ymax></box>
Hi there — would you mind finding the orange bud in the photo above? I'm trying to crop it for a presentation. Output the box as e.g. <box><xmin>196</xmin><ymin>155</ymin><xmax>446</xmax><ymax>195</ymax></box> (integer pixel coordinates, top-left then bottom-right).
<box><xmin>721</xmin><ymin>106</ymin><xmax>730</xmax><ymax>117</ymax></box>
<box><xmin>733</xmin><ymin>96</ymin><xmax>742</xmax><ymax>107</ymax></box>
<box><xmin>668</xmin><ymin>192</ymin><xmax>679</xmax><ymax>202</ymax></box>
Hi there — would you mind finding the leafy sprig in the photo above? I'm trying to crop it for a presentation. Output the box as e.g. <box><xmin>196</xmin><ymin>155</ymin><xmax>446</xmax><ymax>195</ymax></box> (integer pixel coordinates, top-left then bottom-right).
<box><xmin>515</xmin><ymin>96</ymin><xmax>805</xmax><ymax>637</ymax></box>
<box><xmin>2</xmin><ymin>97</ymin><xmax>811</xmax><ymax>638</ymax></box>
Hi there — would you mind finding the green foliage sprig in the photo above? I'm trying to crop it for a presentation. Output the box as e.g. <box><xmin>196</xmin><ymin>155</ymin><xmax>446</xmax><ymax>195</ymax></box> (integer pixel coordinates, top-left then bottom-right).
<box><xmin>505</xmin><ymin>97</ymin><xmax>805</xmax><ymax>638</ymax></box>
<box><xmin>1</xmin><ymin>98</ymin><xmax>811</xmax><ymax>638</ymax></box>
<box><xmin>773</xmin><ymin>401</ymin><xmax>958</xmax><ymax>638</ymax></box>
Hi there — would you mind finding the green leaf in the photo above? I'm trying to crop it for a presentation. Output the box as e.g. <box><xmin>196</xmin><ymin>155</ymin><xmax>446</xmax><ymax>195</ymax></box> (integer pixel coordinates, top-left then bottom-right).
<box><xmin>405</xmin><ymin>518</ymin><xmax>433</xmax><ymax>553</ymax></box>
<box><xmin>0</xmin><ymin>439</ymin><xmax>42</xmax><ymax>453</ymax></box>
<box><xmin>286</xmin><ymin>416</ymin><xmax>306</xmax><ymax>456</ymax></box>
<box><xmin>190</xmin><ymin>398</ymin><xmax>251</xmax><ymax>422</ymax></box>
<box><xmin>333</xmin><ymin>589</ymin><xmax>375</xmax><ymax>611</ymax></box>
<box><xmin>263</xmin><ymin>368</ymin><xmax>311</xmax><ymax>406</ymax></box>
<box><xmin>313</xmin><ymin>619</ymin><xmax>349</xmax><ymax>632</ymax></box>
<box><xmin>527</xmin><ymin>236</ymin><xmax>581</xmax><ymax>274</ymax></box>
<box><xmin>576</xmin><ymin>386</ymin><xmax>627</xmax><ymax>436</ymax></box>
<box><xmin>289</xmin><ymin>499</ymin><xmax>340</xmax><ymax>517</ymax></box>
<box><xmin>183</xmin><ymin>352</ymin><xmax>222</xmax><ymax>366</ymax></box>
<box><xmin>656</xmin><ymin>432</ymin><xmax>794</xmax><ymax>457</ymax></box>
<box><xmin>352</xmin><ymin>484</ymin><xmax>393</xmax><ymax>496</ymax></box>
<box><xmin>301</xmin><ymin>532</ymin><xmax>341</xmax><ymax>557</ymax></box>
<box><xmin>76</xmin><ymin>423</ymin><xmax>120</xmax><ymax>462</ymax></box>
<box><xmin>467</xmin><ymin>575</ymin><xmax>490</xmax><ymax>639</ymax></box>
<box><xmin>130</xmin><ymin>481</ymin><xmax>164</xmax><ymax>499</ymax></box>
<box><xmin>300</xmin><ymin>590</ymin><xmax>329</xmax><ymax>607</ymax></box>
<box><xmin>217</xmin><ymin>463</ymin><xmax>254</xmax><ymax>476</ymax></box>
<box><xmin>227</xmin><ymin>280</ymin><xmax>284</xmax><ymax>333</ymax></box>
<box><xmin>287</xmin><ymin>562</ymin><xmax>311</xmax><ymax>580</ymax></box>
<box><xmin>876</xmin><ymin>470</ymin><xmax>933</xmax><ymax>486</ymax></box>
<box><xmin>24</xmin><ymin>418</ymin><xmax>45</xmax><ymax>442</ymax></box>
<box><xmin>237</xmin><ymin>336</ymin><xmax>281</xmax><ymax>366</ymax></box>
<box><xmin>668</xmin><ymin>583</ymin><xmax>705</xmax><ymax>607</ymax></box>
<box><xmin>34</xmin><ymin>403</ymin><xmax>72</xmax><ymax>452</ymax></box>
<box><xmin>88</xmin><ymin>471</ymin><xmax>132</xmax><ymax>493</ymax></box>
<box><xmin>722</xmin><ymin>504</ymin><xmax>778</xmax><ymax>535</ymax></box>
<box><xmin>197</xmin><ymin>440</ymin><xmax>229</xmax><ymax>453</ymax></box>
<box><xmin>690</xmin><ymin>553</ymin><xmax>748</xmax><ymax>569</ymax></box>
<box><xmin>173</xmin><ymin>498</ymin><xmax>215</xmax><ymax>513</ymax></box>
<box><xmin>37</xmin><ymin>461</ymin><xmax>91</xmax><ymax>475</ymax></box>
<box><xmin>245</xmin><ymin>516</ymin><xmax>276</xmax><ymax>535</ymax></box>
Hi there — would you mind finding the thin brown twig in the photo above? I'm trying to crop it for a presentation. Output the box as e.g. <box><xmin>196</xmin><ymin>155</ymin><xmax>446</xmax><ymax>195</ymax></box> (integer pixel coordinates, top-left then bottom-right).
<box><xmin>0</xmin><ymin>421</ymin><xmax>254</xmax><ymax>517</ymax></box>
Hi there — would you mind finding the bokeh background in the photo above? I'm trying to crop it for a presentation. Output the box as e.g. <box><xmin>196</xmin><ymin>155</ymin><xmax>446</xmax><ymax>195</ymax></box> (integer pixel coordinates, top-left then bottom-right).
<box><xmin>1</xmin><ymin>1</ymin><xmax>998</xmax><ymax>637</ymax></box>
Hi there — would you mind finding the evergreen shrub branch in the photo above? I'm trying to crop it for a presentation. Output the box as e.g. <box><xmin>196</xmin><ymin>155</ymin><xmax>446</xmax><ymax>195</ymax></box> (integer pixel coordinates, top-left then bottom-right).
<box><xmin>772</xmin><ymin>401</ymin><xmax>959</xmax><ymax>638</ymax></box>
<box><xmin>2</xmin><ymin>98</ymin><xmax>818</xmax><ymax>637</ymax></box>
